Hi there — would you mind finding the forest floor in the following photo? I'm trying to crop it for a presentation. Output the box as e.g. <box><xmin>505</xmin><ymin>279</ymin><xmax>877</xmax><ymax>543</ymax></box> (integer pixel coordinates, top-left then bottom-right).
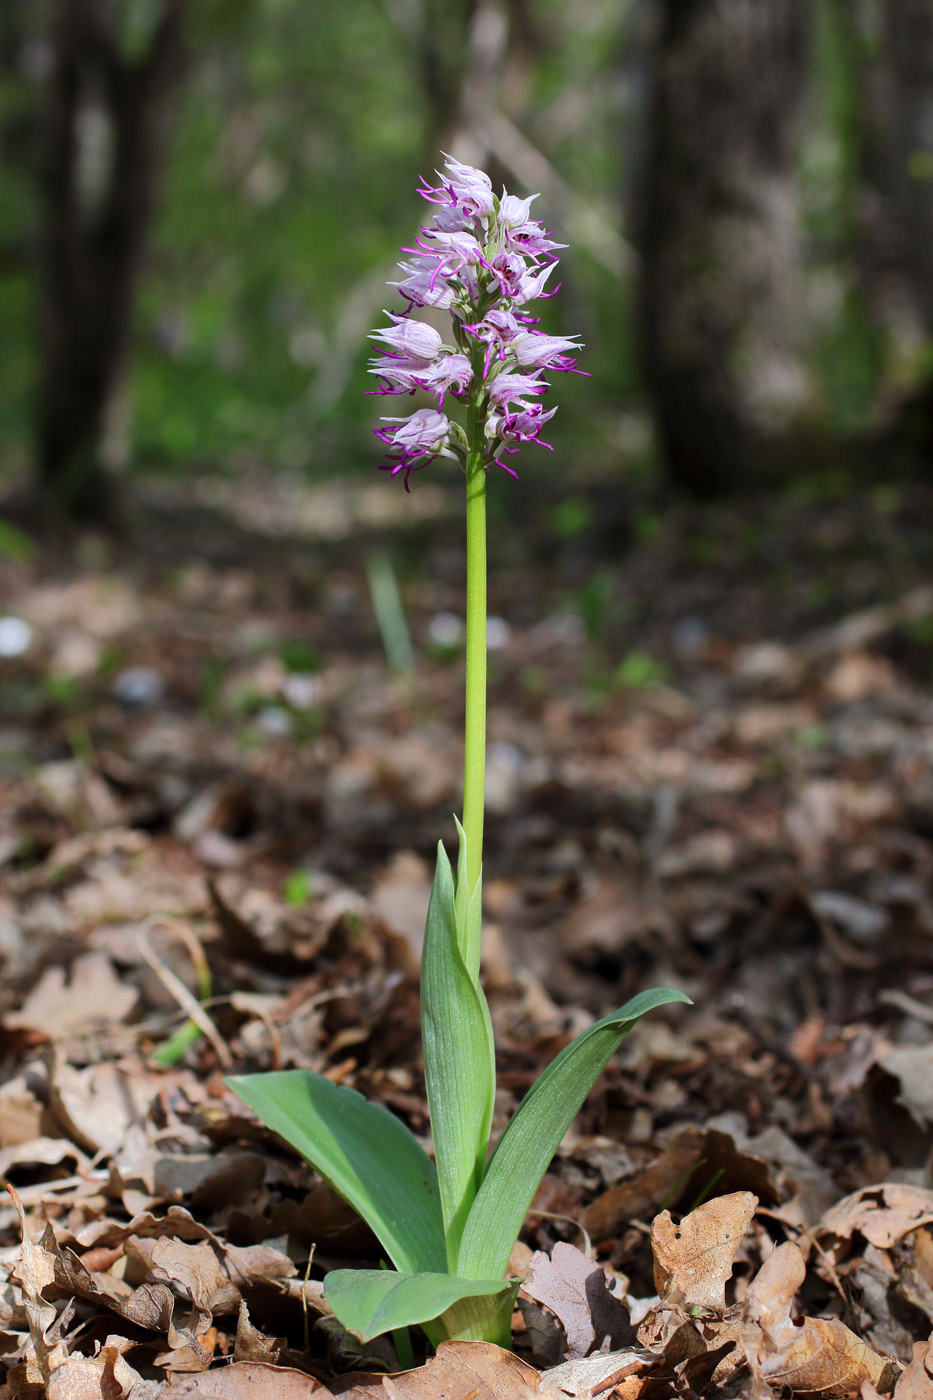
<box><xmin>2</xmin><ymin>470</ymin><xmax>933</xmax><ymax>1399</ymax></box>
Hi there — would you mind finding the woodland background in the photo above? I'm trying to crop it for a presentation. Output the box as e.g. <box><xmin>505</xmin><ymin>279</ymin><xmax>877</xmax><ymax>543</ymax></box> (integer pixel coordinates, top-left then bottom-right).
<box><xmin>0</xmin><ymin>0</ymin><xmax>932</xmax><ymax>516</ymax></box>
<box><xmin>2</xmin><ymin>3</ymin><xmax>933</xmax><ymax>1395</ymax></box>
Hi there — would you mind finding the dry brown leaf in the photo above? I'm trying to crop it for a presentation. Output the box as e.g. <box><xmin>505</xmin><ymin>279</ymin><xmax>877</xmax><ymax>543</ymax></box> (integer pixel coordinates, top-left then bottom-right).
<box><xmin>819</xmin><ymin>1187</ymin><xmax>933</xmax><ymax>1252</ymax></box>
<box><xmin>369</xmin><ymin>851</ymin><xmax>432</xmax><ymax>958</ymax></box>
<box><xmin>332</xmin><ymin>1341</ymin><xmax>539</xmax><ymax>1399</ymax></box>
<box><xmin>45</xmin><ymin>1335</ymin><xmax>151</xmax><ymax>1400</ymax></box>
<box><xmin>746</xmin><ymin>1241</ymin><xmax>806</xmax><ymax>1339</ymax></box>
<box><xmin>233</xmin><ymin>1299</ymin><xmax>286</xmax><ymax>1365</ymax></box>
<box><xmin>7</xmin><ymin>1184</ymin><xmax>67</xmax><ymax>1388</ymax></box>
<box><xmin>0</xmin><ymin>1075</ymin><xmax>47</xmax><ymax>1149</ymax></box>
<box><xmin>521</xmin><ymin>1241</ymin><xmax>634</xmax><ymax>1361</ymax></box>
<box><xmin>747</xmin><ymin>1243</ymin><xmax>896</xmax><ymax>1397</ymax></box>
<box><xmin>4</xmin><ymin>953</ymin><xmax>137</xmax><ymax>1038</ymax></box>
<box><xmin>13</xmin><ymin>1218</ymin><xmax>215</xmax><ymax>1364</ymax></box>
<box><xmin>652</xmin><ymin>1190</ymin><xmax>757</xmax><ymax>1311</ymax></box>
<box><xmin>52</xmin><ymin>1242</ymin><xmax>181</xmax><ymax>1344</ymax></box>
<box><xmin>538</xmin><ymin>1348</ymin><xmax>656</xmax><ymax>1399</ymax></box>
<box><xmin>47</xmin><ymin>1059</ymin><xmax>152</xmax><ymax>1156</ymax></box>
<box><xmin>583</xmin><ymin>1129</ymin><xmax>711</xmax><ymax>1243</ymax></box>
<box><xmin>150</xmin><ymin>1238</ymin><xmax>231</xmax><ymax>1330</ymax></box>
<box><xmin>762</xmin><ymin>1316</ymin><xmax>895</xmax><ymax>1397</ymax></box>
<box><xmin>873</xmin><ymin>1050</ymin><xmax>933</xmax><ymax>1133</ymax></box>
<box><xmin>0</xmin><ymin>1138</ymin><xmax>88</xmax><ymax>1179</ymax></box>
<box><xmin>162</xmin><ymin>1361</ymin><xmax>334</xmax><ymax>1397</ymax></box>
<box><xmin>582</xmin><ymin>1123</ymin><xmax>806</xmax><ymax>1244</ymax></box>
<box><xmin>634</xmin><ymin>1316</ymin><xmax>742</xmax><ymax>1399</ymax></box>
<box><xmin>893</xmin><ymin>1342</ymin><xmax>933</xmax><ymax>1400</ymax></box>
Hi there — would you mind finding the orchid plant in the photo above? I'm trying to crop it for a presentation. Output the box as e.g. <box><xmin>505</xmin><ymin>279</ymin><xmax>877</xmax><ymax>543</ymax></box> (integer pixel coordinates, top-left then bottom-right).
<box><xmin>228</xmin><ymin>156</ymin><xmax>688</xmax><ymax>1353</ymax></box>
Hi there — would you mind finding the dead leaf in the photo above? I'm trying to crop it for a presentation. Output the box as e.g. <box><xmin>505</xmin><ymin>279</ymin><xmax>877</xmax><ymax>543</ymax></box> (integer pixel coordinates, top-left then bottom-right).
<box><xmin>332</xmin><ymin>1341</ymin><xmax>539</xmax><ymax>1399</ymax></box>
<box><xmin>652</xmin><ymin>1191</ymin><xmax>758</xmax><ymax>1311</ymax></box>
<box><xmin>0</xmin><ymin>1074</ymin><xmax>47</xmax><ymax>1149</ymax></box>
<box><xmin>847</xmin><ymin>1243</ymin><xmax>919</xmax><ymax>1361</ymax></box>
<box><xmin>45</xmin><ymin>1335</ymin><xmax>151</xmax><ymax>1400</ymax></box>
<box><xmin>893</xmin><ymin>1341</ymin><xmax>933</xmax><ymax>1400</ymax></box>
<box><xmin>763</xmin><ymin>1315</ymin><xmax>895</xmax><ymax>1396</ymax></box>
<box><xmin>4</xmin><ymin>953</ymin><xmax>137</xmax><ymax>1038</ymax></box>
<box><xmin>581</xmin><ymin>1120</ymin><xmax>824</xmax><ymax>1243</ymax></box>
<box><xmin>538</xmin><ymin>1348</ymin><xmax>656</xmax><ymax>1399</ymax></box>
<box><xmin>517</xmin><ymin>1294</ymin><xmax>565</xmax><ymax>1370</ymax></box>
<box><xmin>369</xmin><ymin>852</ymin><xmax>432</xmax><ymax>959</ymax></box>
<box><xmin>47</xmin><ymin>1059</ymin><xmax>152</xmax><ymax>1156</ymax></box>
<box><xmin>0</xmin><ymin>1138</ymin><xmax>88</xmax><ymax>1180</ymax></box>
<box><xmin>747</xmin><ymin>1243</ymin><xmax>897</xmax><ymax>1397</ymax></box>
<box><xmin>521</xmin><ymin>1241</ymin><xmax>634</xmax><ymax>1361</ymax></box>
<box><xmin>635</xmin><ymin>1317</ymin><xmax>739</xmax><ymax>1398</ymax></box>
<box><xmin>151</xmin><ymin>1237</ymin><xmax>234</xmax><ymax>1328</ymax></box>
<box><xmin>7</xmin><ymin>1184</ymin><xmax>67</xmax><ymax>1388</ymax></box>
<box><xmin>819</xmin><ymin>1187</ymin><xmax>933</xmax><ymax>1253</ymax></box>
<box><xmin>746</xmin><ymin>1241</ymin><xmax>807</xmax><ymax>1342</ymax></box>
<box><xmin>866</xmin><ymin>1051</ymin><xmax>933</xmax><ymax>1167</ymax></box>
<box><xmin>233</xmin><ymin>1299</ymin><xmax>286</xmax><ymax>1365</ymax></box>
<box><xmin>162</xmin><ymin>1362</ymin><xmax>334</xmax><ymax>1397</ymax></box>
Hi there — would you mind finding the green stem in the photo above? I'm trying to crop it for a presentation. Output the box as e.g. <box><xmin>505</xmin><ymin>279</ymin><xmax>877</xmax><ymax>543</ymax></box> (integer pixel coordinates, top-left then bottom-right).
<box><xmin>462</xmin><ymin>402</ymin><xmax>487</xmax><ymax>898</ymax></box>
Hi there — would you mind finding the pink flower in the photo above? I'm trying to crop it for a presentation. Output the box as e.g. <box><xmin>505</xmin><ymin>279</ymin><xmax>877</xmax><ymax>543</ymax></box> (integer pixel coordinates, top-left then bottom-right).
<box><xmin>497</xmin><ymin>193</ymin><xmax>539</xmax><ymax>228</ymax></box>
<box><xmin>408</xmin><ymin>228</ymin><xmax>484</xmax><ymax>293</ymax></box>
<box><xmin>409</xmin><ymin>354</ymin><xmax>472</xmax><ymax>406</ymax></box>
<box><xmin>419</xmin><ymin>154</ymin><xmax>496</xmax><ymax>219</ymax></box>
<box><xmin>393</xmin><ymin>259</ymin><xmax>456</xmax><ymax>310</ymax></box>
<box><xmin>375</xmin><ymin>408</ymin><xmax>452</xmax><ymax>490</ymax></box>
<box><xmin>486</xmin><ymin>402</ymin><xmax>558</xmax><ymax>475</ymax></box>
<box><xmin>462</xmin><ymin>309</ymin><xmax>522</xmax><ymax>374</ymax></box>
<box><xmin>487</xmin><ymin>372</ymin><xmax>548</xmax><ymax>409</ymax></box>
<box><xmin>494</xmin><ymin>403</ymin><xmax>557</xmax><ymax>447</ymax></box>
<box><xmin>508</xmin><ymin>330</ymin><xmax>583</xmax><ymax>373</ymax></box>
<box><xmin>513</xmin><ymin>260</ymin><xmax>559</xmax><ymax>305</ymax></box>
<box><xmin>486</xmin><ymin>250</ymin><xmax>530</xmax><ymax>300</ymax></box>
<box><xmin>369</xmin><ymin>315</ymin><xmax>444</xmax><ymax>362</ymax></box>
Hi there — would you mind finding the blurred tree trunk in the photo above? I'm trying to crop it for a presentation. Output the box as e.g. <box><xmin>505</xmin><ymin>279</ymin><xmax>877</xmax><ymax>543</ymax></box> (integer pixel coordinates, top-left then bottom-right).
<box><xmin>881</xmin><ymin>0</ymin><xmax>933</xmax><ymax>462</ymax></box>
<box><xmin>36</xmin><ymin>0</ymin><xmax>186</xmax><ymax>521</ymax></box>
<box><xmin>637</xmin><ymin>0</ymin><xmax>811</xmax><ymax>495</ymax></box>
<box><xmin>885</xmin><ymin>0</ymin><xmax>933</xmax><ymax>327</ymax></box>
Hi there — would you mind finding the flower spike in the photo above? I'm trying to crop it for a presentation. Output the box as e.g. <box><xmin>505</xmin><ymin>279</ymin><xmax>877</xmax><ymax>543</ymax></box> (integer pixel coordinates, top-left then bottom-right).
<box><xmin>369</xmin><ymin>155</ymin><xmax>581</xmax><ymax>482</ymax></box>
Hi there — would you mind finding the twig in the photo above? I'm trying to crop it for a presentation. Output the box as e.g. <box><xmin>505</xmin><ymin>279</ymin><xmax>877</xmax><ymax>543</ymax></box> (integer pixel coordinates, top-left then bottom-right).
<box><xmin>878</xmin><ymin>989</ymin><xmax>933</xmax><ymax>1027</ymax></box>
<box><xmin>475</xmin><ymin>107</ymin><xmax>635</xmax><ymax>277</ymax></box>
<box><xmin>137</xmin><ymin>919</ymin><xmax>232</xmax><ymax>1069</ymax></box>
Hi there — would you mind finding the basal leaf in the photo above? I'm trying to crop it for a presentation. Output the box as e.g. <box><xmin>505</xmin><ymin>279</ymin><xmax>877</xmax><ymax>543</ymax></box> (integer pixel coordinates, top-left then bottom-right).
<box><xmin>457</xmin><ymin>988</ymin><xmax>692</xmax><ymax>1281</ymax></box>
<box><xmin>432</xmin><ymin>1282</ymin><xmax>519</xmax><ymax>1348</ymax></box>
<box><xmin>226</xmin><ymin>1070</ymin><xmax>445</xmax><ymax>1274</ymax></box>
<box><xmin>324</xmin><ymin>1268</ymin><xmax>515</xmax><ymax>1344</ymax></box>
<box><xmin>453</xmin><ymin>815</ymin><xmax>482</xmax><ymax>979</ymax></box>
<box><xmin>421</xmin><ymin>837</ymin><xmax>496</xmax><ymax>1268</ymax></box>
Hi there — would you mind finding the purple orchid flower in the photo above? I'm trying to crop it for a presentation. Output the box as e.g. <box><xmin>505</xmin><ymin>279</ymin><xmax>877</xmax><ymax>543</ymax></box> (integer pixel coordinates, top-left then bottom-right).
<box><xmin>369</xmin><ymin>315</ymin><xmax>444</xmax><ymax>361</ymax></box>
<box><xmin>369</xmin><ymin>154</ymin><xmax>580</xmax><ymax>482</ymax></box>
<box><xmin>375</xmin><ymin>408</ymin><xmax>453</xmax><ymax>489</ymax></box>
<box><xmin>508</xmin><ymin>330</ymin><xmax>585</xmax><ymax>374</ymax></box>
<box><xmin>486</xmin><ymin>371</ymin><xmax>548</xmax><ymax>409</ymax></box>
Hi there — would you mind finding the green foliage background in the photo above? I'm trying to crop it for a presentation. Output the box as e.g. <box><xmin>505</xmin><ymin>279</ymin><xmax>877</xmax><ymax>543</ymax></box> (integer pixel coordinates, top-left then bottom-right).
<box><xmin>0</xmin><ymin>0</ymin><xmax>915</xmax><ymax>487</ymax></box>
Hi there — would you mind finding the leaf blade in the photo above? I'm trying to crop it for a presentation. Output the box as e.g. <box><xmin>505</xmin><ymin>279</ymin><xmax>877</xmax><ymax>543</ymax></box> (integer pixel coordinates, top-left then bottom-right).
<box><xmin>226</xmin><ymin>1070</ymin><xmax>445</xmax><ymax>1274</ymax></box>
<box><xmin>421</xmin><ymin>838</ymin><xmax>496</xmax><ymax>1268</ymax></box>
<box><xmin>323</xmin><ymin>1268</ymin><xmax>516</xmax><ymax>1344</ymax></box>
<box><xmin>457</xmin><ymin>988</ymin><xmax>692</xmax><ymax>1281</ymax></box>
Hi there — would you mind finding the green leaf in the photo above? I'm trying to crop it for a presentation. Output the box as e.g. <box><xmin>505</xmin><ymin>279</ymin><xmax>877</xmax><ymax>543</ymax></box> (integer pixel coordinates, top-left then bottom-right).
<box><xmin>457</xmin><ymin>988</ymin><xmax>692</xmax><ymax>1281</ymax></box>
<box><xmin>226</xmin><ymin>1070</ymin><xmax>445</xmax><ymax>1274</ymax></box>
<box><xmin>324</xmin><ymin>1268</ymin><xmax>515</xmax><ymax>1345</ymax></box>
<box><xmin>432</xmin><ymin>1284</ymin><xmax>518</xmax><ymax>1348</ymax></box>
<box><xmin>453</xmin><ymin>816</ymin><xmax>481</xmax><ymax>979</ymax></box>
<box><xmin>421</xmin><ymin>837</ymin><xmax>496</xmax><ymax>1268</ymax></box>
